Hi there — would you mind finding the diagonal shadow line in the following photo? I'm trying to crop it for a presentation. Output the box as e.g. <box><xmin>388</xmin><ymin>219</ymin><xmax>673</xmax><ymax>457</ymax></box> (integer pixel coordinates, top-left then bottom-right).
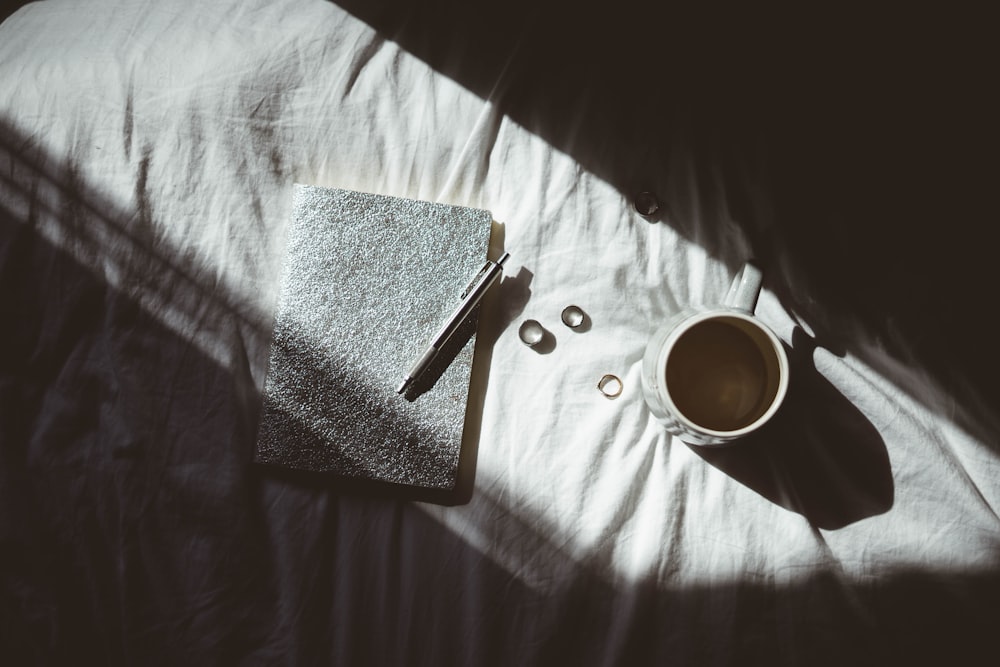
<box><xmin>329</xmin><ymin>0</ymin><xmax>1000</xmax><ymax>450</ymax></box>
<box><xmin>0</xmin><ymin>0</ymin><xmax>974</xmax><ymax>552</ymax></box>
<box><xmin>1</xmin><ymin>109</ymin><xmax>998</xmax><ymax>666</ymax></box>
<box><xmin>0</xmin><ymin>95</ymin><xmax>879</xmax><ymax>593</ymax></box>
<box><xmin>0</xmin><ymin>80</ymin><xmax>910</xmax><ymax>531</ymax></box>
<box><xmin>0</xmin><ymin>92</ymin><xmax>888</xmax><ymax>627</ymax></box>
<box><xmin>0</xmin><ymin>147</ymin><xmax>616</xmax><ymax>661</ymax></box>
<box><xmin>0</xmin><ymin>115</ymin><xmax>492</xmax><ymax>505</ymax></box>
<box><xmin>0</xmin><ymin>3</ymin><xmax>31</xmax><ymax>24</ymax></box>
<box><xmin>0</xmin><ymin>119</ymin><xmax>270</xmax><ymax>343</ymax></box>
<box><xmin>254</xmin><ymin>315</ymin><xmax>485</xmax><ymax>504</ymax></box>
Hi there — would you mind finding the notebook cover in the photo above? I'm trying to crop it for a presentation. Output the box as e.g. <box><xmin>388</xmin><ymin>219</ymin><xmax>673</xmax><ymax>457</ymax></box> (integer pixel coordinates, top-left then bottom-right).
<box><xmin>254</xmin><ymin>185</ymin><xmax>492</xmax><ymax>490</ymax></box>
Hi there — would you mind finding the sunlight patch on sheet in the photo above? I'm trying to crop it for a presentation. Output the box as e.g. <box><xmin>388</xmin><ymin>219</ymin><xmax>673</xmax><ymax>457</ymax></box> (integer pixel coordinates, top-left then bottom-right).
<box><xmin>2</xmin><ymin>0</ymin><xmax>997</xmax><ymax>600</ymax></box>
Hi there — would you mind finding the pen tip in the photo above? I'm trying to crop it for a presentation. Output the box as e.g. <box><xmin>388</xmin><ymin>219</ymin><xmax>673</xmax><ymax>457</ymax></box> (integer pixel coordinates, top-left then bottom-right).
<box><xmin>396</xmin><ymin>378</ymin><xmax>411</xmax><ymax>394</ymax></box>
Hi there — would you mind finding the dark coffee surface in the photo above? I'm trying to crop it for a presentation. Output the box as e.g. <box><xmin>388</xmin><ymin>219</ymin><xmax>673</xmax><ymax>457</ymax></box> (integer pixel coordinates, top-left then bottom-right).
<box><xmin>667</xmin><ymin>320</ymin><xmax>770</xmax><ymax>431</ymax></box>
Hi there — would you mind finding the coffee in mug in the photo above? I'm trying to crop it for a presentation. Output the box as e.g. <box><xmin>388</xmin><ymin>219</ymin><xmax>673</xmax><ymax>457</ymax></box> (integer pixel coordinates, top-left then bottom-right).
<box><xmin>641</xmin><ymin>262</ymin><xmax>788</xmax><ymax>446</ymax></box>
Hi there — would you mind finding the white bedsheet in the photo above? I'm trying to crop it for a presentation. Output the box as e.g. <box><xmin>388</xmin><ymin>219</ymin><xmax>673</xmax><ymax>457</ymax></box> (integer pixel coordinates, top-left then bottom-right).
<box><xmin>2</xmin><ymin>1</ymin><xmax>997</xmax><ymax>664</ymax></box>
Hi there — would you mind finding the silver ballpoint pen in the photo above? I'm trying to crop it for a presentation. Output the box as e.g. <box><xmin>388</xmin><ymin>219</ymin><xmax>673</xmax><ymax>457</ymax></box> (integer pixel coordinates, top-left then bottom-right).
<box><xmin>396</xmin><ymin>251</ymin><xmax>510</xmax><ymax>395</ymax></box>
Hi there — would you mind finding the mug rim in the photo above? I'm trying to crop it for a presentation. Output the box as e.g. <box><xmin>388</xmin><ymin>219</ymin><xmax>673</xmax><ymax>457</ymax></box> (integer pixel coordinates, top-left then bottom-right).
<box><xmin>655</xmin><ymin>309</ymin><xmax>789</xmax><ymax>439</ymax></box>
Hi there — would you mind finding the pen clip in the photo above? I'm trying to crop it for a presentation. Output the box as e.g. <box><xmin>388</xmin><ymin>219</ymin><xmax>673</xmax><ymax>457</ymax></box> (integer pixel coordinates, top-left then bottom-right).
<box><xmin>460</xmin><ymin>260</ymin><xmax>493</xmax><ymax>299</ymax></box>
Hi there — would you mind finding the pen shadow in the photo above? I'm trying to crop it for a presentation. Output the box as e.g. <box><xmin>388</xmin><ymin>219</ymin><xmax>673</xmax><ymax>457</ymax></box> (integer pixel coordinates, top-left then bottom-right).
<box><xmin>402</xmin><ymin>306</ymin><xmax>481</xmax><ymax>403</ymax></box>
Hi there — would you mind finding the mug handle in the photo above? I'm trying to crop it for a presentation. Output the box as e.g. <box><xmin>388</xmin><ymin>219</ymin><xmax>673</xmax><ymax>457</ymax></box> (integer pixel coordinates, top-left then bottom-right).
<box><xmin>723</xmin><ymin>261</ymin><xmax>763</xmax><ymax>313</ymax></box>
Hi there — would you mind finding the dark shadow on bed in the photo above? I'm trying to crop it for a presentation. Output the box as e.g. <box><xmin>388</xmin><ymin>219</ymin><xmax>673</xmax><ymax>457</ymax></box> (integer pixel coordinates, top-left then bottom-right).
<box><xmin>691</xmin><ymin>328</ymin><xmax>894</xmax><ymax>530</ymax></box>
<box><xmin>1</xmin><ymin>113</ymin><xmax>996</xmax><ymax>666</ymax></box>
<box><xmin>329</xmin><ymin>0</ymin><xmax>1000</xmax><ymax>452</ymax></box>
<box><xmin>0</xmin><ymin>2</ymin><xmax>31</xmax><ymax>24</ymax></box>
<box><xmin>0</xmin><ymin>115</ymin><xmax>496</xmax><ymax>507</ymax></box>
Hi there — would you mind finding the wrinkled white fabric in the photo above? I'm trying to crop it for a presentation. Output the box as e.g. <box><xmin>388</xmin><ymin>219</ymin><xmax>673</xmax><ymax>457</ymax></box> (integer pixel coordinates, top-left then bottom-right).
<box><xmin>1</xmin><ymin>1</ymin><xmax>997</xmax><ymax>665</ymax></box>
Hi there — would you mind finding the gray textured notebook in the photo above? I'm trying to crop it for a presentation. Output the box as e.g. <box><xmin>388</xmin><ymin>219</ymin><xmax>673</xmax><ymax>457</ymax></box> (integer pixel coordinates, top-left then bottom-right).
<box><xmin>254</xmin><ymin>185</ymin><xmax>493</xmax><ymax>490</ymax></box>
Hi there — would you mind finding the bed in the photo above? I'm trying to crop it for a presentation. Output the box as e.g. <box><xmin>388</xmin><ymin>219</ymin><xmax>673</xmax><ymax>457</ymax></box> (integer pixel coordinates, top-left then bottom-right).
<box><xmin>2</xmin><ymin>1</ymin><xmax>998</xmax><ymax>664</ymax></box>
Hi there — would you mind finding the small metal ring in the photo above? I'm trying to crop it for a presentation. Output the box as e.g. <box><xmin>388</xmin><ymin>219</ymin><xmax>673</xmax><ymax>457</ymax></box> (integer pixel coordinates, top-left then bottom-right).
<box><xmin>597</xmin><ymin>374</ymin><xmax>623</xmax><ymax>398</ymax></box>
<box><xmin>560</xmin><ymin>305</ymin><xmax>585</xmax><ymax>329</ymax></box>
<box><xmin>633</xmin><ymin>191</ymin><xmax>660</xmax><ymax>216</ymax></box>
<box><xmin>518</xmin><ymin>319</ymin><xmax>545</xmax><ymax>347</ymax></box>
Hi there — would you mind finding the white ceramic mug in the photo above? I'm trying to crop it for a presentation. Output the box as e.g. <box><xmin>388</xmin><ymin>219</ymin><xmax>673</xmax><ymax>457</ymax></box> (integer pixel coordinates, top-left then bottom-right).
<box><xmin>640</xmin><ymin>262</ymin><xmax>789</xmax><ymax>446</ymax></box>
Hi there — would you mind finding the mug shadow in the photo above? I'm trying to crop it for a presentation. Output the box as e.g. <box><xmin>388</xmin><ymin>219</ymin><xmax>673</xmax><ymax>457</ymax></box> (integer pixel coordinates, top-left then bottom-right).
<box><xmin>690</xmin><ymin>327</ymin><xmax>893</xmax><ymax>530</ymax></box>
